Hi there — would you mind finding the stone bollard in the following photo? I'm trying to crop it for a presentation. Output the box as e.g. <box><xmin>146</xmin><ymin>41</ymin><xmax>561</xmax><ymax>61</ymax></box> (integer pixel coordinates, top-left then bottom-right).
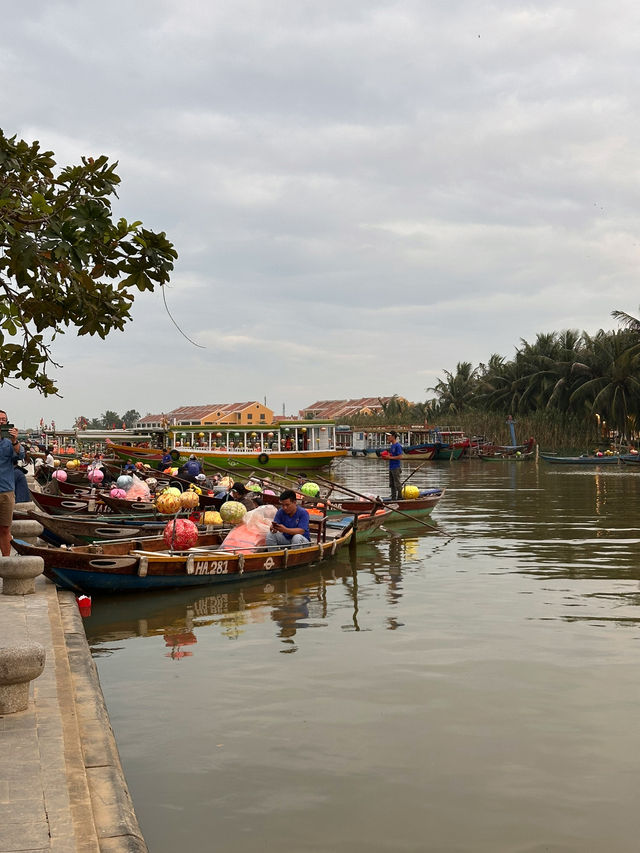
<box><xmin>10</xmin><ymin>519</ymin><xmax>44</xmax><ymax>546</ymax></box>
<box><xmin>14</xmin><ymin>500</ymin><xmax>38</xmax><ymax>514</ymax></box>
<box><xmin>0</xmin><ymin>556</ymin><xmax>44</xmax><ymax>595</ymax></box>
<box><xmin>0</xmin><ymin>642</ymin><xmax>46</xmax><ymax>713</ymax></box>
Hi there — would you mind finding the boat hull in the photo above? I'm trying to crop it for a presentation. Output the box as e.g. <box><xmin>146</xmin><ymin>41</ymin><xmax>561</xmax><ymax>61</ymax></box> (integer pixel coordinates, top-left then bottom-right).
<box><xmin>479</xmin><ymin>453</ymin><xmax>535</xmax><ymax>462</ymax></box>
<box><xmin>327</xmin><ymin>509</ymin><xmax>392</xmax><ymax>540</ymax></box>
<box><xmin>11</xmin><ymin>526</ymin><xmax>353</xmax><ymax>594</ymax></box>
<box><xmin>107</xmin><ymin>442</ymin><xmax>346</xmax><ymax>471</ymax></box>
<box><xmin>540</xmin><ymin>454</ymin><xmax>622</xmax><ymax>465</ymax></box>
<box><xmin>24</xmin><ymin>508</ymin><xmax>220</xmax><ymax>546</ymax></box>
<box><xmin>334</xmin><ymin>490</ymin><xmax>444</xmax><ymax>521</ymax></box>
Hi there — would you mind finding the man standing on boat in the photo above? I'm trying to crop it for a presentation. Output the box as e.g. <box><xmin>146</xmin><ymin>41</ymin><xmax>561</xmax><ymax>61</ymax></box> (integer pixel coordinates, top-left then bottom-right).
<box><xmin>266</xmin><ymin>489</ymin><xmax>310</xmax><ymax>548</ymax></box>
<box><xmin>385</xmin><ymin>431</ymin><xmax>404</xmax><ymax>501</ymax></box>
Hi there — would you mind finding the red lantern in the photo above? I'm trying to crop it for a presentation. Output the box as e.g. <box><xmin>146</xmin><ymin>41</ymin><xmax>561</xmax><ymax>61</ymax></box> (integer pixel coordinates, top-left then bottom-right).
<box><xmin>163</xmin><ymin>519</ymin><xmax>199</xmax><ymax>549</ymax></box>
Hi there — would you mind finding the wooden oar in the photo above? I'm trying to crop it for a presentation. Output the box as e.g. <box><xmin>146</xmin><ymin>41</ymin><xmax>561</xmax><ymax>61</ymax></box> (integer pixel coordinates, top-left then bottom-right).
<box><xmin>215</xmin><ymin>458</ymin><xmax>303</xmax><ymax>491</ymax></box>
<box><xmin>309</xmin><ymin>471</ymin><xmax>445</xmax><ymax>533</ymax></box>
<box><xmin>400</xmin><ymin>460</ymin><xmax>431</xmax><ymax>488</ymax></box>
<box><xmin>193</xmin><ymin>456</ymin><xmax>444</xmax><ymax>532</ymax></box>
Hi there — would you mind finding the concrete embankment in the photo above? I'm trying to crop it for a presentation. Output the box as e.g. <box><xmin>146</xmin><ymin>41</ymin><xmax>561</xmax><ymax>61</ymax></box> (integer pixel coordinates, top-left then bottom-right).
<box><xmin>1</xmin><ymin>564</ymin><xmax>147</xmax><ymax>852</ymax></box>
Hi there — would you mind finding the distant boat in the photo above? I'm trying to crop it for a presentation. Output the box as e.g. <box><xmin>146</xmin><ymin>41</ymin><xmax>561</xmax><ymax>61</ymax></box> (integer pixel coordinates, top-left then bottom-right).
<box><xmin>540</xmin><ymin>453</ymin><xmax>622</xmax><ymax>465</ymax></box>
<box><xmin>106</xmin><ymin>420</ymin><xmax>346</xmax><ymax>472</ymax></box>
<box><xmin>479</xmin><ymin>452</ymin><xmax>535</xmax><ymax>462</ymax></box>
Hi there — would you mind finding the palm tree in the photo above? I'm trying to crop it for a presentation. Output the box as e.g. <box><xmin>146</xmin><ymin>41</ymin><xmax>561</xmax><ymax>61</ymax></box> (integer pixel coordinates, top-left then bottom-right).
<box><xmin>611</xmin><ymin>308</ymin><xmax>640</xmax><ymax>333</ymax></box>
<box><xmin>476</xmin><ymin>356</ymin><xmax>524</xmax><ymax>413</ymax></box>
<box><xmin>569</xmin><ymin>330</ymin><xmax>640</xmax><ymax>440</ymax></box>
<box><xmin>428</xmin><ymin>362</ymin><xmax>479</xmax><ymax>414</ymax></box>
<box><xmin>516</xmin><ymin>330</ymin><xmax>588</xmax><ymax>414</ymax></box>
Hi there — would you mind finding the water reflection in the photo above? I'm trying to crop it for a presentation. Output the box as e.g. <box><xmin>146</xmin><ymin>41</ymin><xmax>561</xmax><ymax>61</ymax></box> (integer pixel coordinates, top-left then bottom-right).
<box><xmin>85</xmin><ymin>536</ymin><xmax>428</xmax><ymax>654</ymax></box>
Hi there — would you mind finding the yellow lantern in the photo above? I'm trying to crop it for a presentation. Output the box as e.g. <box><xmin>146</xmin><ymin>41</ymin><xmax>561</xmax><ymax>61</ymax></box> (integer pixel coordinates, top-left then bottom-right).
<box><xmin>203</xmin><ymin>511</ymin><xmax>223</xmax><ymax>526</ymax></box>
<box><xmin>402</xmin><ymin>485</ymin><xmax>420</xmax><ymax>500</ymax></box>
<box><xmin>155</xmin><ymin>492</ymin><xmax>182</xmax><ymax>515</ymax></box>
<box><xmin>162</xmin><ymin>487</ymin><xmax>181</xmax><ymax>497</ymax></box>
<box><xmin>180</xmin><ymin>490</ymin><xmax>200</xmax><ymax>510</ymax></box>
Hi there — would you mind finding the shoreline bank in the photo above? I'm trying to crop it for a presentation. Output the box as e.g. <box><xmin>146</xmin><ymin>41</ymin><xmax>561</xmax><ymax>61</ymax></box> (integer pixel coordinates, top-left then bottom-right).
<box><xmin>0</xmin><ymin>573</ymin><xmax>146</xmax><ymax>852</ymax></box>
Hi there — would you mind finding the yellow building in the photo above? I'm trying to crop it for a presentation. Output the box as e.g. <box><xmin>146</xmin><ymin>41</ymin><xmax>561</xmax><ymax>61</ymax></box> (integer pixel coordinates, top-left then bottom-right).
<box><xmin>137</xmin><ymin>402</ymin><xmax>274</xmax><ymax>429</ymax></box>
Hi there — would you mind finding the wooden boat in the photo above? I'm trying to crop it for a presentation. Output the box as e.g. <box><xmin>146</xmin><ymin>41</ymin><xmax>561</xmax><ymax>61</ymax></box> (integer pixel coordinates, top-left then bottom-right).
<box><xmin>479</xmin><ymin>451</ymin><xmax>535</xmax><ymax>462</ymax></box>
<box><xmin>398</xmin><ymin>446</ymin><xmax>436</xmax><ymax>460</ymax></box>
<box><xmin>540</xmin><ymin>453</ymin><xmax>623</xmax><ymax>465</ymax></box>
<box><xmin>100</xmin><ymin>490</ymin><xmax>221</xmax><ymax>513</ymax></box>
<box><xmin>22</xmin><ymin>508</ymin><xmax>216</xmax><ymax>547</ymax></box>
<box><xmin>331</xmin><ymin>488</ymin><xmax>444</xmax><ymax>521</ymax></box>
<box><xmin>30</xmin><ymin>489</ymin><xmax>113</xmax><ymax>516</ymax></box>
<box><xmin>11</xmin><ymin>521</ymin><xmax>354</xmax><ymax>594</ymax></box>
<box><xmin>31</xmin><ymin>487</ymin><xmax>211</xmax><ymax>516</ymax></box>
<box><xmin>326</xmin><ymin>508</ymin><xmax>392</xmax><ymax>540</ymax></box>
<box><xmin>368</xmin><ymin>429</ymin><xmax>468</xmax><ymax>460</ymax></box>
<box><xmin>34</xmin><ymin>464</ymin><xmax>90</xmax><ymax>486</ymax></box>
<box><xmin>621</xmin><ymin>454</ymin><xmax>640</xmax><ymax>466</ymax></box>
<box><xmin>431</xmin><ymin>429</ymin><xmax>470</xmax><ymax>460</ymax></box>
<box><xmin>107</xmin><ymin>438</ymin><xmax>347</xmax><ymax>473</ymax></box>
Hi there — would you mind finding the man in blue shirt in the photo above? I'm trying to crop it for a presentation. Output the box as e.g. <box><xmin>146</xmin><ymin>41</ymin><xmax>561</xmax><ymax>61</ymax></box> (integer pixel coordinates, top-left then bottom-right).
<box><xmin>386</xmin><ymin>431</ymin><xmax>404</xmax><ymax>500</ymax></box>
<box><xmin>159</xmin><ymin>448</ymin><xmax>173</xmax><ymax>471</ymax></box>
<box><xmin>0</xmin><ymin>410</ymin><xmax>25</xmax><ymax>556</ymax></box>
<box><xmin>182</xmin><ymin>454</ymin><xmax>204</xmax><ymax>482</ymax></box>
<box><xmin>266</xmin><ymin>489</ymin><xmax>311</xmax><ymax>548</ymax></box>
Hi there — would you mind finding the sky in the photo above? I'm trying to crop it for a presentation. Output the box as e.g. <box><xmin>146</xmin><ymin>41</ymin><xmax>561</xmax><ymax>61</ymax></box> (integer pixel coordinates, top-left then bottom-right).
<box><xmin>2</xmin><ymin>0</ymin><xmax>640</xmax><ymax>428</ymax></box>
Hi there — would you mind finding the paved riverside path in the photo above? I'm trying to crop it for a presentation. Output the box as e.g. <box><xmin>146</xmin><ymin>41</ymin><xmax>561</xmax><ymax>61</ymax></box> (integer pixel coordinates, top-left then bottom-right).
<box><xmin>1</xmin><ymin>574</ymin><xmax>147</xmax><ymax>853</ymax></box>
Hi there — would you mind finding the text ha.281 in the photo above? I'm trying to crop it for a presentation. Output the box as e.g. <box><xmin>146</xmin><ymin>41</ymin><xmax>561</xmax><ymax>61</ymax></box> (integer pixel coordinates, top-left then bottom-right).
<box><xmin>193</xmin><ymin>560</ymin><xmax>229</xmax><ymax>575</ymax></box>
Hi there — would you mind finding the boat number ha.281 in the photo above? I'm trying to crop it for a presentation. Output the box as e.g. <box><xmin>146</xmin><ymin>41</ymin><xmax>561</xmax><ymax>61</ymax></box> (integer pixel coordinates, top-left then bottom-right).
<box><xmin>193</xmin><ymin>560</ymin><xmax>230</xmax><ymax>575</ymax></box>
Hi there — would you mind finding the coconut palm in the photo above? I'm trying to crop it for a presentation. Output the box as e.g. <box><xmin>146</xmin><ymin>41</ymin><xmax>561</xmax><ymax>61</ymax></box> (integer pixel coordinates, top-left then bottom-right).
<box><xmin>569</xmin><ymin>330</ymin><xmax>640</xmax><ymax>439</ymax></box>
<box><xmin>516</xmin><ymin>330</ymin><xmax>588</xmax><ymax>414</ymax></box>
<box><xmin>428</xmin><ymin>362</ymin><xmax>479</xmax><ymax>414</ymax></box>
<box><xmin>611</xmin><ymin>308</ymin><xmax>640</xmax><ymax>334</ymax></box>
<box><xmin>476</xmin><ymin>356</ymin><xmax>525</xmax><ymax>413</ymax></box>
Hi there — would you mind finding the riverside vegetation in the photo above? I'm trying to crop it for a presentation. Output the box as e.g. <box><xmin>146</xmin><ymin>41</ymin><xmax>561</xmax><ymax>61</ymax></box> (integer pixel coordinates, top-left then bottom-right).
<box><xmin>351</xmin><ymin>315</ymin><xmax>640</xmax><ymax>451</ymax></box>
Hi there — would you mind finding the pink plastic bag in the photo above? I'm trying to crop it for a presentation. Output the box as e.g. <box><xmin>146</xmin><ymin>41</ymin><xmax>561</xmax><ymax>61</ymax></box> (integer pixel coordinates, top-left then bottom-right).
<box><xmin>221</xmin><ymin>506</ymin><xmax>276</xmax><ymax>553</ymax></box>
<box><xmin>124</xmin><ymin>474</ymin><xmax>151</xmax><ymax>501</ymax></box>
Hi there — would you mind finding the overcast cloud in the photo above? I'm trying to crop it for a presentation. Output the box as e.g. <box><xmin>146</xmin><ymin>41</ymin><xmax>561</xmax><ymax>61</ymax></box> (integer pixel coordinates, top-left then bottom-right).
<box><xmin>2</xmin><ymin>0</ymin><xmax>640</xmax><ymax>427</ymax></box>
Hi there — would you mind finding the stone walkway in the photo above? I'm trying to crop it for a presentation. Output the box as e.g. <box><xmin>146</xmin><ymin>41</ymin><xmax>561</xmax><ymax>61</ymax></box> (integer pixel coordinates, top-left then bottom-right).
<box><xmin>0</xmin><ymin>575</ymin><xmax>146</xmax><ymax>852</ymax></box>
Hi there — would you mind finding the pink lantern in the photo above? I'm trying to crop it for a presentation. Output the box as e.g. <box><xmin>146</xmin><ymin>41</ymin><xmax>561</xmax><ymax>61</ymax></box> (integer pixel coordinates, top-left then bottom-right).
<box><xmin>52</xmin><ymin>469</ymin><xmax>67</xmax><ymax>482</ymax></box>
<box><xmin>110</xmin><ymin>487</ymin><xmax>127</xmax><ymax>499</ymax></box>
<box><xmin>163</xmin><ymin>519</ymin><xmax>199</xmax><ymax>549</ymax></box>
<box><xmin>87</xmin><ymin>468</ymin><xmax>104</xmax><ymax>484</ymax></box>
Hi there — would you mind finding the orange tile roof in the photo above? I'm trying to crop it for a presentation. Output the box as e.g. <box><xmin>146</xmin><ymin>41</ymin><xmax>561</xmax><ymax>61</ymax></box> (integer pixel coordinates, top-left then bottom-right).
<box><xmin>138</xmin><ymin>403</ymin><xmax>271</xmax><ymax>425</ymax></box>
<box><xmin>300</xmin><ymin>397</ymin><xmax>404</xmax><ymax>419</ymax></box>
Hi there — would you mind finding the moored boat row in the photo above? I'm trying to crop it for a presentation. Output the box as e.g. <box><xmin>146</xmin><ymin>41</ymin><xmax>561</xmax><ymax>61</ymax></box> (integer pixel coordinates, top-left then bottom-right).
<box><xmin>16</xmin><ymin>460</ymin><xmax>446</xmax><ymax>595</ymax></box>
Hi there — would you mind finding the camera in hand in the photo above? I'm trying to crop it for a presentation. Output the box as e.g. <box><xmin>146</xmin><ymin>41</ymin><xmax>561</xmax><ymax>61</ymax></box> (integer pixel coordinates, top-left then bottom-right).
<box><xmin>0</xmin><ymin>423</ymin><xmax>14</xmax><ymax>437</ymax></box>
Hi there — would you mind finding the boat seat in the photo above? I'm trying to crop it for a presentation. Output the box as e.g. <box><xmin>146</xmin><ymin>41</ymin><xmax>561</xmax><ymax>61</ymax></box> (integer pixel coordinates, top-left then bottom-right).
<box><xmin>186</xmin><ymin>548</ymin><xmax>235</xmax><ymax>556</ymax></box>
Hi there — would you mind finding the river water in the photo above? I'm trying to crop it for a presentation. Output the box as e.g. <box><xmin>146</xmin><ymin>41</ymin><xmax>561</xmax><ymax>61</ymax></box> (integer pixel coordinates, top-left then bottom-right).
<box><xmin>85</xmin><ymin>457</ymin><xmax>640</xmax><ymax>852</ymax></box>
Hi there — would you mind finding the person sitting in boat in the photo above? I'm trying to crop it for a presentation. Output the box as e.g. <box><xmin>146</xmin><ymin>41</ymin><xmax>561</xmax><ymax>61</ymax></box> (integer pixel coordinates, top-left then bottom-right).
<box><xmin>181</xmin><ymin>454</ymin><xmax>204</xmax><ymax>483</ymax></box>
<box><xmin>231</xmin><ymin>483</ymin><xmax>259</xmax><ymax>511</ymax></box>
<box><xmin>88</xmin><ymin>453</ymin><xmax>103</xmax><ymax>470</ymax></box>
<box><xmin>159</xmin><ymin>448</ymin><xmax>173</xmax><ymax>471</ymax></box>
<box><xmin>265</xmin><ymin>489</ymin><xmax>310</xmax><ymax>548</ymax></box>
<box><xmin>44</xmin><ymin>447</ymin><xmax>55</xmax><ymax>467</ymax></box>
<box><xmin>122</xmin><ymin>459</ymin><xmax>136</xmax><ymax>474</ymax></box>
